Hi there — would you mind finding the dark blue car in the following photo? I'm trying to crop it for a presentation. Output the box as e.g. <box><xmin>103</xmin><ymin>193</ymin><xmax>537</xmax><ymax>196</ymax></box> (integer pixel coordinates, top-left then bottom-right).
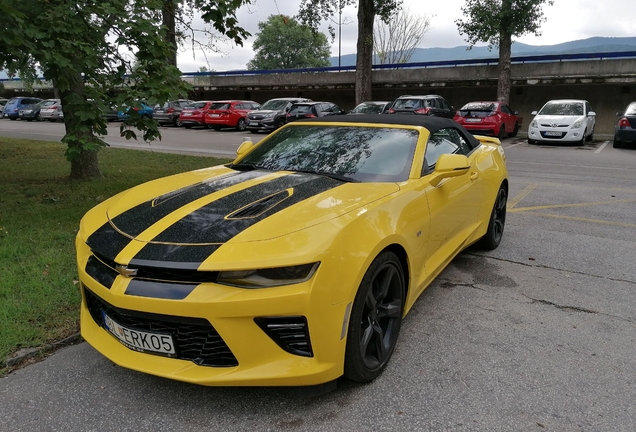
<box><xmin>3</xmin><ymin>97</ymin><xmax>42</xmax><ymax>120</ymax></box>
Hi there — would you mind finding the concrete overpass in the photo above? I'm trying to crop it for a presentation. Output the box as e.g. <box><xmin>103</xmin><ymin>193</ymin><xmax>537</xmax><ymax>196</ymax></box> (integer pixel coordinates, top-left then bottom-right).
<box><xmin>3</xmin><ymin>52</ymin><xmax>636</xmax><ymax>134</ymax></box>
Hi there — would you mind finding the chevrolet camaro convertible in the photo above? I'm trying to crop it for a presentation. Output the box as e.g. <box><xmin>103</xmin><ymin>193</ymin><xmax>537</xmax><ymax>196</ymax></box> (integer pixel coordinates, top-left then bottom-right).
<box><xmin>77</xmin><ymin>115</ymin><xmax>508</xmax><ymax>386</ymax></box>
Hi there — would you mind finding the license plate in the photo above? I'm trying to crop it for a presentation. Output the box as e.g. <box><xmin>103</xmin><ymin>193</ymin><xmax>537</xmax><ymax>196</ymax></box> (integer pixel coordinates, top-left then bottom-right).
<box><xmin>544</xmin><ymin>131</ymin><xmax>562</xmax><ymax>136</ymax></box>
<box><xmin>155</xmin><ymin>110</ymin><xmax>163</xmax><ymax>114</ymax></box>
<box><xmin>183</xmin><ymin>112</ymin><xmax>192</xmax><ymax>116</ymax></box>
<box><xmin>249</xmin><ymin>122</ymin><xmax>258</xmax><ymax>126</ymax></box>
<box><xmin>465</xmin><ymin>118</ymin><xmax>481</xmax><ymax>122</ymax></box>
<box><xmin>102</xmin><ymin>311</ymin><xmax>175</xmax><ymax>355</ymax></box>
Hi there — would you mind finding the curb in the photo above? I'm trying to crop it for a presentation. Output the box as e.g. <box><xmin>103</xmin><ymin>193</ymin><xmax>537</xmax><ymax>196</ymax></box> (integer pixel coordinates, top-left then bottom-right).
<box><xmin>2</xmin><ymin>333</ymin><xmax>83</xmax><ymax>368</ymax></box>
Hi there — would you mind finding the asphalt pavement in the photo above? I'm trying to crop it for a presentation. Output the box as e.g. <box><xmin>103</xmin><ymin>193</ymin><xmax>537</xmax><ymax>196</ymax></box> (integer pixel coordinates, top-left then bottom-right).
<box><xmin>1</xmin><ymin>120</ymin><xmax>635</xmax><ymax>431</ymax></box>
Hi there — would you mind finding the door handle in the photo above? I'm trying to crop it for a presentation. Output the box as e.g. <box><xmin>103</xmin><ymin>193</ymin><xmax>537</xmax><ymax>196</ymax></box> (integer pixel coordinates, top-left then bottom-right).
<box><xmin>470</xmin><ymin>172</ymin><xmax>479</xmax><ymax>181</ymax></box>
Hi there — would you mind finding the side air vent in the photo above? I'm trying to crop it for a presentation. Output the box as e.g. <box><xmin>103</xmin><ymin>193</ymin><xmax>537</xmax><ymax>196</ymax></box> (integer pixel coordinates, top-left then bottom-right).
<box><xmin>226</xmin><ymin>189</ymin><xmax>291</xmax><ymax>219</ymax></box>
<box><xmin>255</xmin><ymin>316</ymin><xmax>313</xmax><ymax>357</ymax></box>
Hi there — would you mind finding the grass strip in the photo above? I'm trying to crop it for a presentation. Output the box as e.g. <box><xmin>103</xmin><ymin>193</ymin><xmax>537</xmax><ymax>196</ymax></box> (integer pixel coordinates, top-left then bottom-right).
<box><xmin>0</xmin><ymin>137</ymin><xmax>230</xmax><ymax>363</ymax></box>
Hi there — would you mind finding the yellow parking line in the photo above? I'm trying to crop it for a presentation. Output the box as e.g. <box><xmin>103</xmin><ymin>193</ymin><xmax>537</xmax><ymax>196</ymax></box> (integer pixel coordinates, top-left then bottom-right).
<box><xmin>508</xmin><ymin>183</ymin><xmax>537</xmax><ymax>209</ymax></box>
<box><xmin>510</xmin><ymin>199</ymin><xmax>636</xmax><ymax>213</ymax></box>
<box><xmin>522</xmin><ymin>212</ymin><xmax>636</xmax><ymax>229</ymax></box>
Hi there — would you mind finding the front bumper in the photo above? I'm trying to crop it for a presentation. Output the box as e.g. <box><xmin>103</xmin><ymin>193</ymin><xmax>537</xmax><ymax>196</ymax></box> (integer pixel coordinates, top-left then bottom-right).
<box><xmin>246</xmin><ymin>118</ymin><xmax>276</xmax><ymax>131</ymax></box>
<box><xmin>528</xmin><ymin>126</ymin><xmax>585</xmax><ymax>142</ymax></box>
<box><xmin>77</xmin><ymin>239</ymin><xmax>350</xmax><ymax>386</ymax></box>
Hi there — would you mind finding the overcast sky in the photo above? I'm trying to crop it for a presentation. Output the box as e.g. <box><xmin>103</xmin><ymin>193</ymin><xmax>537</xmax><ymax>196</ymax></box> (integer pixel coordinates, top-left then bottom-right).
<box><xmin>178</xmin><ymin>0</ymin><xmax>636</xmax><ymax>72</ymax></box>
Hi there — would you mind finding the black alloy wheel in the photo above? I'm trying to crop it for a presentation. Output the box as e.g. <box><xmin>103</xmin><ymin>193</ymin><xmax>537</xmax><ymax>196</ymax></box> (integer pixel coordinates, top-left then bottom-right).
<box><xmin>497</xmin><ymin>124</ymin><xmax>506</xmax><ymax>141</ymax></box>
<box><xmin>344</xmin><ymin>251</ymin><xmax>405</xmax><ymax>383</ymax></box>
<box><xmin>274</xmin><ymin>118</ymin><xmax>285</xmax><ymax>129</ymax></box>
<box><xmin>478</xmin><ymin>184</ymin><xmax>507</xmax><ymax>250</ymax></box>
<box><xmin>509</xmin><ymin>123</ymin><xmax>520</xmax><ymax>137</ymax></box>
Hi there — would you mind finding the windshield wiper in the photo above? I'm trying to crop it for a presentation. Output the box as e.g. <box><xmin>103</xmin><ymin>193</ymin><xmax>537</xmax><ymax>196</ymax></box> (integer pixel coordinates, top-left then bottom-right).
<box><xmin>291</xmin><ymin>169</ymin><xmax>359</xmax><ymax>183</ymax></box>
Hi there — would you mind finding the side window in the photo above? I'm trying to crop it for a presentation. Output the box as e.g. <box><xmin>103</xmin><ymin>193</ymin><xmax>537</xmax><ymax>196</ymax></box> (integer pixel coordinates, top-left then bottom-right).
<box><xmin>586</xmin><ymin>102</ymin><xmax>593</xmax><ymax>114</ymax></box>
<box><xmin>440</xmin><ymin>99</ymin><xmax>452</xmax><ymax>110</ymax></box>
<box><xmin>423</xmin><ymin>128</ymin><xmax>473</xmax><ymax>175</ymax></box>
<box><xmin>500</xmin><ymin>105</ymin><xmax>511</xmax><ymax>114</ymax></box>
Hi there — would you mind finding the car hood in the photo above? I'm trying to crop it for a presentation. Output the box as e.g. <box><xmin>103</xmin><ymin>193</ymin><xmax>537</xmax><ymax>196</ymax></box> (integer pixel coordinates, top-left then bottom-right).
<box><xmin>534</xmin><ymin>114</ymin><xmax>581</xmax><ymax>125</ymax></box>
<box><xmin>102</xmin><ymin>167</ymin><xmax>399</xmax><ymax>246</ymax></box>
<box><xmin>248</xmin><ymin>110</ymin><xmax>280</xmax><ymax>116</ymax></box>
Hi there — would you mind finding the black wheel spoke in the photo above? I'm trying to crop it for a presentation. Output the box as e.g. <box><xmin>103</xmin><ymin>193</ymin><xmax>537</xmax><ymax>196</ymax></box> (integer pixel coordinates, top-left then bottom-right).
<box><xmin>373</xmin><ymin>323</ymin><xmax>388</xmax><ymax>361</ymax></box>
<box><xmin>377</xmin><ymin>299</ymin><xmax>402</xmax><ymax>320</ymax></box>
<box><xmin>359</xmin><ymin>320</ymin><xmax>374</xmax><ymax>355</ymax></box>
<box><xmin>376</xmin><ymin>266</ymin><xmax>396</xmax><ymax>302</ymax></box>
<box><xmin>365</xmin><ymin>289</ymin><xmax>377</xmax><ymax>312</ymax></box>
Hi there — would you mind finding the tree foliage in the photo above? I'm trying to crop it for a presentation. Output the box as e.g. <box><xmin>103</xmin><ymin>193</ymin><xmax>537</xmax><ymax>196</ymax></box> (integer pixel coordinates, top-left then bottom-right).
<box><xmin>298</xmin><ymin>0</ymin><xmax>402</xmax><ymax>104</ymax></box>
<box><xmin>0</xmin><ymin>0</ymin><xmax>250</xmax><ymax>179</ymax></box>
<box><xmin>247</xmin><ymin>15</ymin><xmax>331</xmax><ymax>70</ymax></box>
<box><xmin>374</xmin><ymin>7</ymin><xmax>432</xmax><ymax>64</ymax></box>
<box><xmin>456</xmin><ymin>0</ymin><xmax>553</xmax><ymax>103</ymax></box>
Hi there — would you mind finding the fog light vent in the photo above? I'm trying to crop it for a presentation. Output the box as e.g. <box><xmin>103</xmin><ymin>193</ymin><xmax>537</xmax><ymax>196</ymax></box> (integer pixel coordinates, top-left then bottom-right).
<box><xmin>255</xmin><ymin>316</ymin><xmax>313</xmax><ymax>357</ymax></box>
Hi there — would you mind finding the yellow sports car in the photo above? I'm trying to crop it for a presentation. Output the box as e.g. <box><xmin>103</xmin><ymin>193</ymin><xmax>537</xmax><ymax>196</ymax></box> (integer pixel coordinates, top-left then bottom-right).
<box><xmin>77</xmin><ymin>115</ymin><xmax>508</xmax><ymax>386</ymax></box>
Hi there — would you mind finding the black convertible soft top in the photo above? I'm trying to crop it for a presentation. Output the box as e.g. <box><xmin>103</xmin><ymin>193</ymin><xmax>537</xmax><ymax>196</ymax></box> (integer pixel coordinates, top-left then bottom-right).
<box><xmin>298</xmin><ymin>114</ymin><xmax>481</xmax><ymax>148</ymax></box>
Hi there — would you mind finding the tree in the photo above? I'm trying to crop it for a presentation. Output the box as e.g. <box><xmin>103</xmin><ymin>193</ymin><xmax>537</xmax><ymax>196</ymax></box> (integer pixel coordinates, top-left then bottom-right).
<box><xmin>374</xmin><ymin>7</ymin><xmax>432</xmax><ymax>64</ymax></box>
<box><xmin>298</xmin><ymin>0</ymin><xmax>402</xmax><ymax>105</ymax></box>
<box><xmin>246</xmin><ymin>15</ymin><xmax>331</xmax><ymax>70</ymax></box>
<box><xmin>0</xmin><ymin>0</ymin><xmax>250</xmax><ymax>180</ymax></box>
<box><xmin>456</xmin><ymin>0</ymin><xmax>553</xmax><ymax>104</ymax></box>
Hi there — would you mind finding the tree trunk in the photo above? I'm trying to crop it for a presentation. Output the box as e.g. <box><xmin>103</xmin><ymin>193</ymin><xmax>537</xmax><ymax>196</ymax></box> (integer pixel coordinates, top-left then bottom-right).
<box><xmin>162</xmin><ymin>0</ymin><xmax>178</xmax><ymax>68</ymax></box>
<box><xmin>58</xmin><ymin>70</ymin><xmax>102</xmax><ymax>179</ymax></box>
<box><xmin>355</xmin><ymin>0</ymin><xmax>375</xmax><ymax>105</ymax></box>
<box><xmin>497</xmin><ymin>31</ymin><xmax>512</xmax><ymax>103</ymax></box>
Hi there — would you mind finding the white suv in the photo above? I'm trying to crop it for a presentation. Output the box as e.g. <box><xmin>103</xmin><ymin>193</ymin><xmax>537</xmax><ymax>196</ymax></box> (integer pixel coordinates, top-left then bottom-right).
<box><xmin>527</xmin><ymin>99</ymin><xmax>595</xmax><ymax>145</ymax></box>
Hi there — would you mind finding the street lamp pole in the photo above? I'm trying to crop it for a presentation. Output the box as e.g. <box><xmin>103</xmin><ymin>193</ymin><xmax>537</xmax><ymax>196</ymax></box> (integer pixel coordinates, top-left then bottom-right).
<box><xmin>338</xmin><ymin>0</ymin><xmax>342</xmax><ymax>68</ymax></box>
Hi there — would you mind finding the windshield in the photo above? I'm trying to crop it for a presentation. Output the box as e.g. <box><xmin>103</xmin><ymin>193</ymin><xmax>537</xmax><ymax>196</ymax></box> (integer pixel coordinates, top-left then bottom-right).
<box><xmin>392</xmin><ymin>99</ymin><xmax>428</xmax><ymax>110</ymax></box>
<box><xmin>351</xmin><ymin>103</ymin><xmax>386</xmax><ymax>114</ymax></box>
<box><xmin>239</xmin><ymin>125</ymin><xmax>419</xmax><ymax>182</ymax></box>
<box><xmin>41</xmin><ymin>100</ymin><xmax>57</xmax><ymax>107</ymax></box>
<box><xmin>624</xmin><ymin>103</ymin><xmax>636</xmax><ymax>116</ymax></box>
<box><xmin>458</xmin><ymin>102</ymin><xmax>496</xmax><ymax>117</ymax></box>
<box><xmin>210</xmin><ymin>103</ymin><xmax>231</xmax><ymax>110</ymax></box>
<box><xmin>259</xmin><ymin>99</ymin><xmax>291</xmax><ymax>111</ymax></box>
<box><xmin>185</xmin><ymin>102</ymin><xmax>208</xmax><ymax>109</ymax></box>
<box><xmin>289</xmin><ymin>105</ymin><xmax>314</xmax><ymax>114</ymax></box>
<box><xmin>539</xmin><ymin>102</ymin><xmax>584</xmax><ymax>116</ymax></box>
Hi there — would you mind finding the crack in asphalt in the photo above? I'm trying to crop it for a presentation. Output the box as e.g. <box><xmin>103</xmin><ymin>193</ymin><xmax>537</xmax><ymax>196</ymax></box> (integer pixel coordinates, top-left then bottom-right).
<box><xmin>439</xmin><ymin>280</ymin><xmax>485</xmax><ymax>291</ymax></box>
<box><xmin>464</xmin><ymin>252</ymin><xmax>636</xmax><ymax>286</ymax></box>
<box><xmin>521</xmin><ymin>294</ymin><xmax>635</xmax><ymax>324</ymax></box>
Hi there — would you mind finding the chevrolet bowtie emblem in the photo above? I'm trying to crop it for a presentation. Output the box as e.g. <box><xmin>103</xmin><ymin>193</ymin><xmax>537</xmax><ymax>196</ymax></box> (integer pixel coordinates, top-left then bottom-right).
<box><xmin>115</xmin><ymin>264</ymin><xmax>138</xmax><ymax>277</ymax></box>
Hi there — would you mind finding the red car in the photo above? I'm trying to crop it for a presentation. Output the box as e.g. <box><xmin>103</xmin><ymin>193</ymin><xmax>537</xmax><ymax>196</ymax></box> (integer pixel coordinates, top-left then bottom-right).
<box><xmin>204</xmin><ymin>100</ymin><xmax>261</xmax><ymax>131</ymax></box>
<box><xmin>178</xmin><ymin>101</ymin><xmax>215</xmax><ymax>128</ymax></box>
<box><xmin>453</xmin><ymin>101</ymin><xmax>522</xmax><ymax>139</ymax></box>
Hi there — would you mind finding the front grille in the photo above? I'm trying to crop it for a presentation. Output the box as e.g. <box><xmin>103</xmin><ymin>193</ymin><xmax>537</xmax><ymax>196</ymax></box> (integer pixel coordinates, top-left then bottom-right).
<box><xmin>255</xmin><ymin>316</ymin><xmax>313</xmax><ymax>357</ymax></box>
<box><xmin>84</xmin><ymin>287</ymin><xmax>238</xmax><ymax>367</ymax></box>
<box><xmin>93</xmin><ymin>253</ymin><xmax>219</xmax><ymax>284</ymax></box>
<box><xmin>540</xmin><ymin>123</ymin><xmax>569</xmax><ymax>128</ymax></box>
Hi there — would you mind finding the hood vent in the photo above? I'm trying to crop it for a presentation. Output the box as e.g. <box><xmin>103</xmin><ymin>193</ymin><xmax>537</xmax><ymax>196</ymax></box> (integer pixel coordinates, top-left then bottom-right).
<box><xmin>226</xmin><ymin>189</ymin><xmax>292</xmax><ymax>219</ymax></box>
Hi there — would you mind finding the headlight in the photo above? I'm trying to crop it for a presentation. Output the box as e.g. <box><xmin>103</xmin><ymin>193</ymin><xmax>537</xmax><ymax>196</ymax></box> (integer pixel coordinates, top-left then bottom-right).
<box><xmin>216</xmin><ymin>263</ymin><xmax>320</xmax><ymax>288</ymax></box>
<box><xmin>531</xmin><ymin>120</ymin><xmax>537</xmax><ymax>128</ymax></box>
<box><xmin>262</xmin><ymin>113</ymin><xmax>275</xmax><ymax>119</ymax></box>
<box><xmin>571</xmin><ymin>118</ymin><xmax>584</xmax><ymax>129</ymax></box>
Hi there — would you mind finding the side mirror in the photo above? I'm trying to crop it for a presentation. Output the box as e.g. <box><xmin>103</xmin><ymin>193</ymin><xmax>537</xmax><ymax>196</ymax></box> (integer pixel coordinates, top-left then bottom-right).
<box><xmin>588</xmin><ymin>111</ymin><xmax>596</xmax><ymax>116</ymax></box>
<box><xmin>429</xmin><ymin>154</ymin><xmax>471</xmax><ymax>187</ymax></box>
<box><xmin>616</xmin><ymin>111</ymin><xmax>623</xmax><ymax>116</ymax></box>
<box><xmin>236</xmin><ymin>138</ymin><xmax>254</xmax><ymax>158</ymax></box>
<box><xmin>531</xmin><ymin>111</ymin><xmax>538</xmax><ymax>115</ymax></box>
<box><xmin>514</xmin><ymin>111</ymin><xmax>519</xmax><ymax>115</ymax></box>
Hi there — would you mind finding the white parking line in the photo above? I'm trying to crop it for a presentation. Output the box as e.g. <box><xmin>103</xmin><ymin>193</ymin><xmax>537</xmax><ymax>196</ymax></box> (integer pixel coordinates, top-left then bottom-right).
<box><xmin>505</xmin><ymin>143</ymin><xmax>522</xmax><ymax>149</ymax></box>
<box><xmin>594</xmin><ymin>141</ymin><xmax>609</xmax><ymax>154</ymax></box>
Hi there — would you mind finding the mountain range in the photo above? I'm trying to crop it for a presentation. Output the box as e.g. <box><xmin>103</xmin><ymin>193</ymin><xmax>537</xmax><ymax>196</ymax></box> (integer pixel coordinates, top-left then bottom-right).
<box><xmin>330</xmin><ymin>36</ymin><xmax>636</xmax><ymax>67</ymax></box>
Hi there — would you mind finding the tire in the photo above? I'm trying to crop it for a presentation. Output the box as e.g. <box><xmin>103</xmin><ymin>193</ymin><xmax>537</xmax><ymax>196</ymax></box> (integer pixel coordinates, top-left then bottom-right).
<box><xmin>478</xmin><ymin>184</ymin><xmax>507</xmax><ymax>250</ymax></box>
<box><xmin>527</xmin><ymin>139</ymin><xmax>535</xmax><ymax>144</ymax></box>
<box><xmin>344</xmin><ymin>251</ymin><xmax>405</xmax><ymax>383</ymax></box>
<box><xmin>509</xmin><ymin>123</ymin><xmax>520</xmax><ymax>138</ymax></box>
<box><xmin>578</xmin><ymin>129</ymin><xmax>586</xmax><ymax>146</ymax></box>
<box><xmin>497</xmin><ymin>124</ymin><xmax>506</xmax><ymax>141</ymax></box>
<box><xmin>274</xmin><ymin>118</ymin><xmax>285</xmax><ymax>129</ymax></box>
<box><xmin>213</xmin><ymin>125</ymin><xmax>222</xmax><ymax>131</ymax></box>
<box><xmin>250</xmin><ymin>130</ymin><xmax>259</xmax><ymax>134</ymax></box>
<box><xmin>586</xmin><ymin>127</ymin><xmax>594</xmax><ymax>142</ymax></box>
<box><xmin>9</xmin><ymin>117</ymin><xmax>16</xmax><ymax>121</ymax></box>
<box><xmin>613</xmin><ymin>138</ymin><xmax>622</xmax><ymax>148</ymax></box>
<box><xmin>35</xmin><ymin>113</ymin><xmax>42</xmax><ymax>121</ymax></box>
<box><xmin>236</xmin><ymin>118</ymin><xmax>247</xmax><ymax>131</ymax></box>
<box><xmin>175</xmin><ymin>119</ymin><xmax>182</xmax><ymax>127</ymax></box>
<box><xmin>184</xmin><ymin>125</ymin><xmax>192</xmax><ymax>129</ymax></box>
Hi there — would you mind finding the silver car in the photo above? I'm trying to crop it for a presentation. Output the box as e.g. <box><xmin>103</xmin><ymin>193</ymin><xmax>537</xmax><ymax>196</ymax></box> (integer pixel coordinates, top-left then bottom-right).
<box><xmin>39</xmin><ymin>99</ymin><xmax>63</xmax><ymax>121</ymax></box>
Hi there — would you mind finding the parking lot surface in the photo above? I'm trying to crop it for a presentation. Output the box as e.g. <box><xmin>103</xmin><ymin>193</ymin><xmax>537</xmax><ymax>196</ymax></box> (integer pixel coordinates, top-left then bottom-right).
<box><xmin>1</xmin><ymin>120</ymin><xmax>635</xmax><ymax>431</ymax></box>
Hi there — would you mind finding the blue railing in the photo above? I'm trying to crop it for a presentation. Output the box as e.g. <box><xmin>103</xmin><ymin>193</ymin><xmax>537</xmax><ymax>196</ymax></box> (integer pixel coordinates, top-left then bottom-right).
<box><xmin>3</xmin><ymin>50</ymin><xmax>636</xmax><ymax>82</ymax></box>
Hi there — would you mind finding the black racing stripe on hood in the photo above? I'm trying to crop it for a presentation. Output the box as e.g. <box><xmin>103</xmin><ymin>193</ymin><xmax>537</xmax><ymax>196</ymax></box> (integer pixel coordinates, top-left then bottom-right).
<box><xmin>130</xmin><ymin>244</ymin><xmax>221</xmax><ymax>270</ymax></box>
<box><xmin>151</xmin><ymin>173</ymin><xmax>341</xmax><ymax>245</ymax></box>
<box><xmin>110</xmin><ymin>170</ymin><xmax>268</xmax><ymax>238</ymax></box>
<box><xmin>125</xmin><ymin>280</ymin><xmax>198</xmax><ymax>300</ymax></box>
<box><xmin>86</xmin><ymin>223</ymin><xmax>135</xmax><ymax>262</ymax></box>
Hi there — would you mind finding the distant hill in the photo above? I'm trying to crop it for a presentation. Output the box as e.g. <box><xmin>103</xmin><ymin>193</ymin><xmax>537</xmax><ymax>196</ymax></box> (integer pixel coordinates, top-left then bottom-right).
<box><xmin>330</xmin><ymin>36</ymin><xmax>636</xmax><ymax>67</ymax></box>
